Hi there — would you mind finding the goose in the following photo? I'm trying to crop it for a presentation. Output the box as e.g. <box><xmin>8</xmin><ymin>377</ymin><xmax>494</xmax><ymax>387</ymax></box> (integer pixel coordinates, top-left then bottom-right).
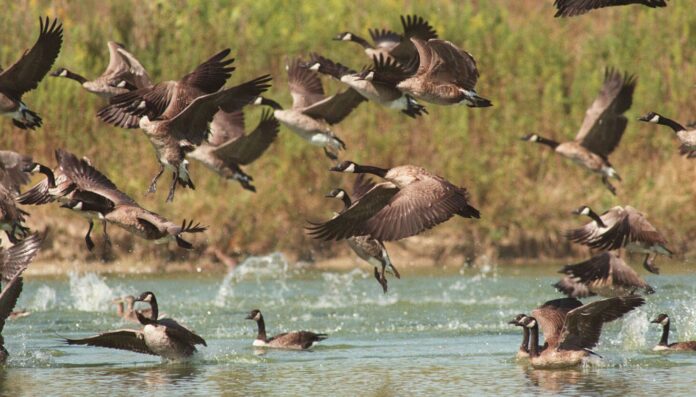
<box><xmin>307</xmin><ymin>161</ymin><xmax>480</xmax><ymax>242</ymax></box>
<box><xmin>566</xmin><ymin>205</ymin><xmax>671</xmax><ymax>274</ymax></box>
<box><xmin>393</xmin><ymin>38</ymin><xmax>491</xmax><ymax>107</ymax></box>
<box><xmin>554</xmin><ymin>0</ymin><xmax>667</xmax><ymax>17</ymax></box>
<box><xmin>0</xmin><ymin>186</ymin><xmax>29</xmax><ymax>244</ymax></box>
<box><xmin>334</xmin><ymin>14</ymin><xmax>437</xmax><ymax>66</ymax></box>
<box><xmin>187</xmin><ymin>108</ymin><xmax>280</xmax><ymax>192</ymax></box>
<box><xmin>306</xmin><ymin>53</ymin><xmax>426</xmax><ymax>118</ymax></box>
<box><xmin>97</xmin><ymin>48</ymin><xmax>234</xmax><ymax>129</ymax></box>
<box><xmin>651</xmin><ymin>314</ymin><xmax>696</xmax><ymax>351</ymax></box>
<box><xmin>0</xmin><ymin>234</ymin><xmax>43</xmax><ymax>363</ymax></box>
<box><xmin>113</xmin><ymin>295</ymin><xmax>154</xmax><ymax>323</ymax></box>
<box><xmin>522</xmin><ymin>295</ymin><xmax>644</xmax><ymax>368</ymax></box>
<box><xmin>554</xmin><ymin>251</ymin><xmax>655</xmax><ymax>298</ymax></box>
<box><xmin>65</xmin><ymin>291</ymin><xmax>207</xmax><ymax>361</ymax></box>
<box><xmin>0</xmin><ymin>17</ymin><xmax>62</xmax><ymax>130</ymax></box>
<box><xmin>245</xmin><ymin>309</ymin><xmax>327</xmax><ymax>350</ymax></box>
<box><xmin>136</xmin><ymin>74</ymin><xmax>271</xmax><ymax>202</ymax></box>
<box><xmin>324</xmin><ymin>175</ymin><xmax>400</xmax><ymax>293</ymax></box>
<box><xmin>254</xmin><ymin>58</ymin><xmax>365</xmax><ymax>159</ymax></box>
<box><xmin>522</xmin><ymin>68</ymin><xmax>635</xmax><ymax>195</ymax></box>
<box><xmin>509</xmin><ymin>313</ymin><xmax>531</xmax><ymax>359</ymax></box>
<box><xmin>21</xmin><ymin>149</ymin><xmax>206</xmax><ymax>250</ymax></box>
<box><xmin>638</xmin><ymin>112</ymin><xmax>696</xmax><ymax>158</ymax></box>
<box><xmin>51</xmin><ymin>41</ymin><xmax>151</xmax><ymax>99</ymax></box>
<box><xmin>0</xmin><ymin>150</ymin><xmax>39</xmax><ymax>194</ymax></box>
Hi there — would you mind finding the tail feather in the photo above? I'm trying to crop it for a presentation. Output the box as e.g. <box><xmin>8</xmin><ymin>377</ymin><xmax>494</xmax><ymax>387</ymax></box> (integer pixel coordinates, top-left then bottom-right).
<box><xmin>460</xmin><ymin>91</ymin><xmax>492</xmax><ymax>108</ymax></box>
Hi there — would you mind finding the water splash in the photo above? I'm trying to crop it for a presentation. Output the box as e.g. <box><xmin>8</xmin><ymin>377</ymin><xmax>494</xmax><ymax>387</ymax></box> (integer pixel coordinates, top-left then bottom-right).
<box><xmin>215</xmin><ymin>253</ymin><xmax>290</xmax><ymax>307</ymax></box>
<box><xmin>617</xmin><ymin>309</ymin><xmax>648</xmax><ymax>349</ymax></box>
<box><xmin>28</xmin><ymin>285</ymin><xmax>57</xmax><ymax>311</ymax></box>
<box><xmin>68</xmin><ymin>272</ymin><xmax>115</xmax><ymax>311</ymax></box>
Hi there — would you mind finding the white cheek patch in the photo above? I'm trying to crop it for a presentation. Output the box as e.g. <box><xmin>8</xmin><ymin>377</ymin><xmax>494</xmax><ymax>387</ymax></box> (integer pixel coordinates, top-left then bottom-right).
<box><xmin>581</xmin><ymin>207</ymin><xmax>590</xmax><ymax>215</ymax></box>
<box><xmin>345</xmin><ymin>164</ymin><xmax>356</xmax><ymax>172</ymax></box>
<box><xmin>309</xmin><ymin>63</ymin><xmax>320</xmax><ymax>72</ymax></box>
<box><xmin>254</xmin><ymin>312</ymin><xmax>261</xmax><ymax>321</ymax></box>
<box><xmin>336</xmin><ymin>191</ymin><xmax>345</xmax><ymax>199</ymax></box>
<box><xmin>59</xmin><ymin>69</ymin><xmax>68</xmax><ymax>77</ymax></box>
<box><xmin>253</xmin><ymin>97</ymin><xmax>263</xmax><ymax>105</ymax></box>
<box><xmin>661</xmin><ymin>318</ymin><xmax>669</xmax><ymax>326</ymax></box>
<box><xmin>116</xmin><ymin>80</ymin><xmax>127</xmax><ymax>88</ymax></box>
<box><xmin>650</xmin><ymin>115</ymin><xmax>660</xmax><ymax>123</ymax></box>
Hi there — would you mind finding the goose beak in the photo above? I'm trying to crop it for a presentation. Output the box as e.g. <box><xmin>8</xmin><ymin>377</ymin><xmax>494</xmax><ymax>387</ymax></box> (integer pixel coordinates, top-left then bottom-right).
<box><xmin>329</xmin><ymin>165</ymin><xmax>341</xmax><ymax>172</ymax></box>
<box><xmin>245</xmin><ymin>313</ymin><xmax>255</xmax><ymax>320</ymax></box>
<box><xmin>508</xmin><ymin>320</ymin><xmax>518</xmax><ymax>325</ymax></box>
<box><xmin>650</xmin><ymin>318</ymin><xmax>661</xmax><ymax>324</ymax></box>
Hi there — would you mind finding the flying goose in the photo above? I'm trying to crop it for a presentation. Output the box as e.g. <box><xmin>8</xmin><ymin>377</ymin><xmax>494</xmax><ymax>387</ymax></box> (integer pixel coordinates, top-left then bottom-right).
<box><xmin>65</xmin><ymin>291</ymin><xmax>207</xmax><ymax>361</ymax></box>
<box><xmin>51</xmin><ymin>41</ymin><xmax>151</xmax><ymax>99</ymax></box>
<box><xmin>522</xmin><ymin>295</ymin><xmax>644</xmax><ymax>368</ymax></box>
<box><xmin>187</xmin><ymin>108</ymin><xmax>280</xmax><ymax>192</ymax></box>
<box><xmin>0</xmin><ymin>17</ymin><xmax>62</xmax><ymax>130</ymax></box>
<box><xmin>0</xmin><ymin>186</ymin><xmax>29</xmax><ymax>244</ymax></box>
<box><xmin>307</xmin><ymin>161</ymin><xmax>480</xmax><ymax>242</ymax></box>
<box><xmin>306</xmin><ymin>53</ymin><xmax>426</xmax><ymax>118</ymax></box>
<box><xmin>0</xmin><ymin>234</ymin><xmax>43</xmax><ymax>363</ymax></box>
<box><xmin>509</xmin><ymin>313</ymin><xmax>532</xmax><ymax>360</ymax></box>
<box><xmin>554</xmin><ymin>251</ymin><xmax>655</xmax><ymax>298</ymax></box>
<box><xmin>334</xmin><ymin>14</ymin><xmax>438</xmax><ymax>66</ymax></box>
<box><xmin>254</xmin><ymin>58</ymin><xmax>366</xmax><ymax>159</ymax></box>
<box><xmin>324</xmin><ymin>175</ymin><xmax>400</xmax><ymax>293</ymax></box>
<box><xmin>136</xmin><ymin>74</ymin><xmax>271</xmax><ymax>202</ymax></box>
<box><xmin>651</xmin><ymin>314</ymin><xmax>696</xmax><ymax>351</ymax></box>
<box><xmin>522</xmin><ymin>68</ymin><xmax>635</xmax><ymax>195</ymax></box>
<box><xmin>554</xmin><ymin>0</ymin><xmax>667</xmax><ymax>17</ymax></box>
<box><xmin>245</xmin><ymin>309</ymin><xmax>327</xmax><ymax>350</ymax></box>
<box><xmin>638</xmin><ymin>112</ymin><xmax>696</xmax><ymax>158</ymax></box>
<box><xmin>393</xmin><ymin>38</ymin><xmax>491</xmax><ymax>107</ymax></box>
<box><xmin>0</xmin><ymin>150</ymin><xmax>43</xmax><ymax>194</ymax></box>
<box><xmin>566</xmin><ymin>205</ymin><xmax>671</xmax><ymax>274</ymax></box>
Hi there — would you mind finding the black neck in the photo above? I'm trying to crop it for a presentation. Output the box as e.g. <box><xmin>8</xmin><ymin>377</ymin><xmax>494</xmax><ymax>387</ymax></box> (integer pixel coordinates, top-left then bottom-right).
<box><xmin>534</xmin><ymin>136</ymin><xmax>560</xmax><ymax>149</ymax></box>
<box><xmin>136</xmin><ymin>311</ymin><xmax>156</xmax><ymax>325</ymax></box>
<box><xmin>259</xmin><ymin>97</ymin><xmax>283</xmax><ymax>110</ymax></box>
<box><xmin>36</xmin><ymin>164</ymin><xmax>56</xmax><ymax>188</ymax></box>
<box><xmin>528</xmin><ymin>322</ymin><xmax>540</xmax><ymax>358</ymax></box>
<box><xmin>256</xmin><ymin>316</ymin><xmax>268</xmax><ymax>342</ymax></box>
<box><xmin>586</xmin><ymin>209</ymin><xmax>607</xmax><ymax>228</ymax></box>
<box><xmin>340</xmin><ymin>194</ymin><xmax>352</xmax><ymax>209</ymax></box>
<box><xmin>148</xmin><ymin>296</ymin><xmax>159</xmax><ymax>320</ymax></box>
<box><xmin>521</xmin><ymin>327</ymin><xmax>530</xmax><ymax>354</ymax></box>
<box><xmin>61</xmin><ymin>69</ymin><xmax>88</xmax><ymax>84</ymax></box>
<box><xmin>657</xmin><ymin>116</ymin><xmax>686</xmax><ymax>133</ymax></box>
<box><xmin>659</xmin><ymin>322</ymin><xmax>670</xmax><ymax>346</ymax></box>
<box><xmin>350</xmin><ymin>34</ymin><xmax>373</xmax><ymax>49</ymax></box>
<box><xmin>354</xmin><ymin>164</ymin><xmax>388</xmax><ymax>178</ymax></box>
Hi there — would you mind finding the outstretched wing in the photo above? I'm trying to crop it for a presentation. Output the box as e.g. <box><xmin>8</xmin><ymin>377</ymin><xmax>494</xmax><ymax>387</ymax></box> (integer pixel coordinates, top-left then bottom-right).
<box><xmin>64</xmin><ymin>329</ymin><xmax>156</xmax><ymax>355</ymax></box>
<box><xmin>212</xmin><ymin>109</ymin><xmax>279</xmax><ymax>165</ymax></box>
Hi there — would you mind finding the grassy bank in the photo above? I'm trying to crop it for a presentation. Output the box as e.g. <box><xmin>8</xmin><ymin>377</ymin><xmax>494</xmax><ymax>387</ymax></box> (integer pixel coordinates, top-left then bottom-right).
<box><xmin>1</xmin><ymin>1</ymin><xmax>694</xmax><ymax>267</ymax></box>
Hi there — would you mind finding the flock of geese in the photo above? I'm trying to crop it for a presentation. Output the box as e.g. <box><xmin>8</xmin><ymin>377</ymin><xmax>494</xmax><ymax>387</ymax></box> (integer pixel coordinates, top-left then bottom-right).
<box><xmin>0</xmin><ymin>0</ymin><xmax>694</xmax><ymax>368</ymax></box>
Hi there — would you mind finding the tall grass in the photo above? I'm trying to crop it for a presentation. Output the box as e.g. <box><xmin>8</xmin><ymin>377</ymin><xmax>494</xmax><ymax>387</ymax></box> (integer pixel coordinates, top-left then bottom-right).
<box><xmin>1</xmin><ymin>1</ymin><xmax>694</xmax><ymax>264</ymax></box>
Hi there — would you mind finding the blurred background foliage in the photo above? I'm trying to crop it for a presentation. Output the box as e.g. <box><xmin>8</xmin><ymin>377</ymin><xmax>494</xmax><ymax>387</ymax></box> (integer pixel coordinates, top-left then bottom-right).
<box><xmin>0</xmin><ymin>0</ymin><xmax>694</xmax><ymax>265</ymax></box>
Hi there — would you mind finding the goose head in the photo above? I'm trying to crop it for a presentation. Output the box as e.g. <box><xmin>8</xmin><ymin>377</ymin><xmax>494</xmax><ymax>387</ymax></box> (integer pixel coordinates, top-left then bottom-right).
<box><xmin>325</xmin><ymin>188</ymin><xmax>347</xmax><ymax>199</ymax></box>
<box><xmin>651</xmin><ymin>313</ymin><xmax>670</xmax><ymax>326</ymax></box>
<box><xmin>245</xmin><ymin>309</ymin><xmax>263</xmax><ymax>321</ymax></box>
<box><xmin>572</xmin><ymin>205</ymin><xmax>592</xmax><ymax>216</ymax></box>
<box><xmin>521</xmin><ymin>316</ymin><xmax>537</xmax><ymax>329</ymax></box>
<box><xmin>136</xmin><ymin>291</ymin><xmax>156</xmax><ymax>304</ymax></box>
<box><xmin>520</xmin><ymin>134</ymin><xmax>539</xmax><ymax>142</ymax></box>
<box><xmin>330</xmin><ymin>160</ymin><xmax>357</xmax><ymax>173</ymax></box>
<box><xmin>50</xmin><ymin>67</ymin><xmax>69</xmax><ymax>77</ymax></box>
<box><xmin>508</xmin><ymin>313</ymin><xmax>528</xmax><ymax>326</ymax></box>
<box><xmin>334</xmin><ymin>32</ymin><xmax>353</xmax><ymax>41</ymax></box>
<box><xmin>638</xmin><ymin>112</ymin><xmax>662</xmax><ymax>123</ymax></box>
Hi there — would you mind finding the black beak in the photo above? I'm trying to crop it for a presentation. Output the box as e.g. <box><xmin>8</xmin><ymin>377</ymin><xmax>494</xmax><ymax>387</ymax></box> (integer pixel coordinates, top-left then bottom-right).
<box><xmin>508</xmin><ymin>320</ymin><xmax>518</xmax><ymax>325</ymax></box>
<box><xmin>638</xmin><ymin>115</ymin><xmax>651</xmax><ymax>122</ymax></box>
<box><xmin>571</xmin><ymin>209</ymin><xmax>581</xmax><ymax>215</ymax></box>
<box><xmin>329</xmin><ymin>165</ymin><xmax>342</xmax><ymax>172</ymax></box>
<box><xmin>650</xmin><ymin>319</ymin><xmax>660</xmax><ymax>324</ymax></box>
<box><xmin>245</xmin><ymin>314</ymin><xmax>255</xmax><ymax>320</ymax></box>
<box><xmin>49</xmin><ymin>69</ymin><xmax>62</xmax><ymax>77</ymax></box>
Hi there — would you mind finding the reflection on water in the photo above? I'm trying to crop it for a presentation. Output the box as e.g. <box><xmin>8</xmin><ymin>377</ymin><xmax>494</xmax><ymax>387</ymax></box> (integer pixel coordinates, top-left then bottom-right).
<box><xmin>2</xmin><ymin>255</ymin><xmax>696</xmax><ymax>396</ymax></box>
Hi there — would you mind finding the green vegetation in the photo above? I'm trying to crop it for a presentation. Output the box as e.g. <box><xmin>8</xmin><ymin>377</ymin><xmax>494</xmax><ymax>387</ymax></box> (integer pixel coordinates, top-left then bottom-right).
<box><xmin>1</xmin><ymin>1</ymin><xmax>694</xmax><ymax>265</ymax></box>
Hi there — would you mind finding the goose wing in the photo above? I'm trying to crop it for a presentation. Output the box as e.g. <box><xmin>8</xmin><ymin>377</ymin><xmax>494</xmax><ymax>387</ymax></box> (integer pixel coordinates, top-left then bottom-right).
<box><xmin>575</xmin><ymin>68</ymin><xmax>636</xmax><ymax>158</ymax></box>
<box><xmin>564</xmin><ymin>206</ymin><xmax>630</xmax><ymax>250</ymax></box>
<box><xmin>300</xmin><ymin>88</ymin><xmax>366</xmax><ymax>125</ymax></box>
<box><xmin>0</xmin><ymin>275</ymin><xmax>24</xmax><ymax>333</ymax></box>
<box><xmin>307</xmin><ymin>182</ymin><xmax>400</xmax><ymax>241</ymax></box>
<box><xmin>388</xmin><ymin>15</ymin><xmax>438</xmax><ymax>63</ymax></box>
<box><xmin>625</xmin><ymin>206</ymin><xmax>669</xmax><ymax>247</ymax></box>
<box><xmin>558</xmin><ymin>295</ymin><xmax>645</xmax><ymax>350</ymax></box>
<box><xmin>557</xmin><ymin>252</ymin><xmax>650</xmax><ymax>296</ymax></box>
<box><xmin>208</xmin><ymin>110</ymin><xmax>245</xmax><ymax>147</ymax></box>
<box><xmin>288</xmin><ymin>58</ymin><xmax>325</xmax><ymax>109</ymax></box>
<box><xmin>268</xmin><ymin>331</ymin><xmax>327</xmax><ymax>349</ymax></box>
<box><xmin>164</xmin><ymin>75</ymin><xmax>271</xmax><ymax>145</ymax></box>
<box><xmin>64</xmin><ymin>329</ymin><xmax>156</xmax><ymax>355</ymax></box>
<box><xmin>554</xmin><ymin>0</ymin><xmax>668</xmax><ymax>17</ymax></box>
<box><xmin>531</xmin><ymin>298</ymin><xmax>583</xmax><ymax>348</ymax></box>
<box><xmin>0</xmin><ymin>151</ymin><xmax>32</xmax><ymax>193</ymax></box>
<box><xmin>0</xmin><ymin>17</ymin><xmax>63</xmax><ymax>99</ymax></box>
<box><xmin>369</xmin><ymin>29</ymin><xmax>402</xmax><ymax>50</ymax></box>
<box><xmin>366</xmin><ymin>54</ymin><xmax>416</xmax><ymax>86</ymax></box>
<box><xmin>0</xmin><ymin>234</ymin><xmax>42</xmax><ymax>283</ymax></box>
<box><xmin>115</xmin><ymin>44</ymin><xmax>151</xmax><ymax>89</ymax></box>
<box><xmin>361</xmin><ymin>175</ymin><xmax>480</xmax><ymax>241</ymax></box>
<box><xmin>414</xmin><ymin>39</ymin><xmax>479</xmax><ymax>90</ymax></box>
<box><xmin>158</xmin><ymin>318</ymin><xmax>207</xmax><ymax>346</ymax></box>
<box><xmin>352</xmin><ymin>174</ymin><xmax>377</xmax><ymax>200</ymax></box>
<box><xmin>102</xmin><ymin>42</ymin><xmax>151</xmax><ymax>89</ymax></box>
<box><xmin>212</xmin><ymin>109</ymin><xmax>279</xmax><ymax>165</ymax></box>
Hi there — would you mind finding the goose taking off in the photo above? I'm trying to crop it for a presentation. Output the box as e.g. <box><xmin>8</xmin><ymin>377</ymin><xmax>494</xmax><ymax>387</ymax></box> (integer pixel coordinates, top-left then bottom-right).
<box><xmin>245</xmin><ymin>309</ymin><xmax>327</xmax><ymax>350</ymax></box>
<box><xmin>554</xmin><ymin>0</ymin><xmax>668</xmax><ymax>17</ymax></box>
<box><xmin>651</xmin><ymin>314</ymin><xmax>696</xmax><ymax>352</ymax></box>
<box><xmin>307</xmin><ymin>161</ymin><xmax>480</xmax><ymax>241</ymax></box>
<box><xmin>51</xmin><ymin>41</ymin><xmax>151</xmax><ymax>99</ymax></box>
<box><xmin>0</xmin><ymin>17</ymin><xmax>62</xmax><ymax>130</ymax></box>
<box><xmin>638</xmin><ymin>112</ymin><xmax>696</xmax><ymax>158</ymax></box>
<box><xmin>522</xmin><ymin>295</ymin><xmax>644</xmax><ymax>368</ymax></box>
<box><xmin>393</xmin><ymin>38</ymin><xmax>491</xmax><ymax>107</ymax></box>
<box><xmin>187</xmin><ymin>108</ymin><xmax>280</xmax><ymax>192</ymax></box>
<box><xmin>334</xmin><ymin>14</ymin><xmax>438</xmax><ymax>66</ymax></box>
<box><xmin>566</xmin><ymin>205</ymin><xmax>671</xmax><ymax>274</ymax></box>
<box><xmin>65</xmin><ymin>291</ymin><xmax>207</xmax><ymax>361</ymax></box>
<box><xmin>554</xmin><ymin>251</ymin><xmax>655</xmax><ymax>298</ymax></box>
<box><xmin>521</xmin><ymin>68</ymin><xmax>636</xmax><ymax>195</ymax></box>
<box><xmin>307</xmin><ymin>53</ymin><xmax>426</xmax><ymax>118</ymax></box>
<box><xmin>324</xmin><ymin>175</ymin><xmax>400</xmax><ymax>293</ymax></box>
<box><xmin>255</xmin><ymin>58</ymin><xmax>365</xmax><ymax>160</ymax></box>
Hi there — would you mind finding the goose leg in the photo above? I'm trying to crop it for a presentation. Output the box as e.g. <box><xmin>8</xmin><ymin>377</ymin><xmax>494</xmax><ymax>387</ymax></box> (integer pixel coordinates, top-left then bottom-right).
<box><xmin>373</xmin><ymin>267</ymin><xmax>388</xmax><ymax>294</ymax></box>
<box><xmin>148</xmin><ymin>165</ymin><xmax>165</xmax><ymax>194</ymax></box>
<box><xmin>85</xmin><ymin>220</ymin><xmax>95</xmax><ymax>251</ymax></box>
<box><xmin>643</xmin><ymin>254</ymin><xmax>660</xmax><ymax>274</ymax></box>
<box><xmin>323</xmin><ymin>147</ymin><xmax>338</xmax><ymax>160</ymax></box>
<box><xmin>166</xmin><ymin>171</ymin><xmax>178</xmax><ymax>203</ymax></box>
<box><xmin>601</xmin><ymin>176</ymin><xmax>617</xmax><ymax>196</ymax></box>
<box><xmin>102</xmin><ymin>221</ymin><xmax>111</xmax><ymax>247</ymax></box>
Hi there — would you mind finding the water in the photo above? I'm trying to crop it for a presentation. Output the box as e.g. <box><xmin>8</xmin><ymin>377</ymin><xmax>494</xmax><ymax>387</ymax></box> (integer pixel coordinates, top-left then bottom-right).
<box><xmin>3</xmin><ymin>254</ymin><xmax>696</xmax><ymax>396</ymax></box>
